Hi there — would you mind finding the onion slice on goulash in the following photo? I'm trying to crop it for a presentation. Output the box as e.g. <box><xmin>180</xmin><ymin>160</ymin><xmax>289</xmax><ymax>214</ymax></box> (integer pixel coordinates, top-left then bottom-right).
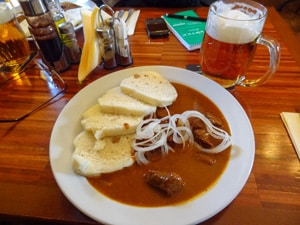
<box><xmin>133</xmin><ymin>109</ymin><xmax>232</xmax><ymax>165</ymax></box>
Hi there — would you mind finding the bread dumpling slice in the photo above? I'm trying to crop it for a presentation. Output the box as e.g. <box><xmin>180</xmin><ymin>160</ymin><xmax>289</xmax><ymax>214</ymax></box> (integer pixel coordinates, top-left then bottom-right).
<box><xmin>98</xmin><ymin>87</ymin><xmax>156</xmax><ymax>116</ymax></box>
<box><xmin>72</xmin><ymin>131</ymin><xmax>135</xmax><ymax>177</ymax></box>
<box><xmin>120</xmin><ymin>71</ymin><xmax>178</xmax><ymax>107</ymax></box>
<box><xmin>81</xmin><ymin>104</ymin><xmax>143</xmax><ymax>140</ymax></box>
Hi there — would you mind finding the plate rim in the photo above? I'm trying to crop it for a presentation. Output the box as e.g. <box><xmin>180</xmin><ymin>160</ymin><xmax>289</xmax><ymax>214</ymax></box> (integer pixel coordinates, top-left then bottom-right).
<box><xmin>49</xmin><ymin>65</ymin><xmax>255</xmax><ymax>225</ymax></box>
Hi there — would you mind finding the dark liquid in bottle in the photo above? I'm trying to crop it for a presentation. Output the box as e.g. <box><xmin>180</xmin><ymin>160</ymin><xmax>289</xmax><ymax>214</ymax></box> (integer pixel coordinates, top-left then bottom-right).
<box><xmin>36</xmin><ymin>36</ymin><xmax>62</xmax><ymax>62</ymax></box>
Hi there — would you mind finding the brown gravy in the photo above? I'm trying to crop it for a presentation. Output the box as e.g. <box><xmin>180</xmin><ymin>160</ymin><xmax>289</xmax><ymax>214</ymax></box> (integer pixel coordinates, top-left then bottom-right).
<box><xmin>88</xmin><ymin>82</ymin><xmax>231</xmax><ymax>207</ymax></box>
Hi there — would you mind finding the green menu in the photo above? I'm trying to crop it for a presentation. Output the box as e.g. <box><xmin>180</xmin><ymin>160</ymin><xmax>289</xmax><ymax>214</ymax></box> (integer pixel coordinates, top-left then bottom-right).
<box><xmin>162</xmin><ymin>10</ymin><xmax>206</xmax><ymax>51</ymax></box>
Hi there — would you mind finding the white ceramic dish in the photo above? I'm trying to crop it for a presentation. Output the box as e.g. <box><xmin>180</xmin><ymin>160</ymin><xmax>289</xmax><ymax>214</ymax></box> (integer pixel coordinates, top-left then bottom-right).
<box><xmin>49</xmin><ymin>66</ymin><xmax>255</xmax><ymax>225</ymax></box>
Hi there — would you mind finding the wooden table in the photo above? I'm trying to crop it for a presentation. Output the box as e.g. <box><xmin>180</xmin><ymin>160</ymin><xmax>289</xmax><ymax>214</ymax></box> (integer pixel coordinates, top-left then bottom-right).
<box><xmin>1</xmin><ymin>7</ymin><xmax>300</xmax><ymax>225</ymax></box>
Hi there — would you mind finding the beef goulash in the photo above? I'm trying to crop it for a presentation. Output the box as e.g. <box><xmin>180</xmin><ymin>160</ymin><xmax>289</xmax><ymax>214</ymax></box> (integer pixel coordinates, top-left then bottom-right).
<box><xmin>72</xmin><ymin>71</ymin><xmax>232</xmax><ymax>206</ymax></box>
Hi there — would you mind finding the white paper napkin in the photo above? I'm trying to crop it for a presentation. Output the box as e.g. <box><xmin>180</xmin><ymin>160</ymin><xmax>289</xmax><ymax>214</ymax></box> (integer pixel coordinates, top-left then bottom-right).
<box><xmin>280</xmin><ymin>112</ymin><xmax>300</xmax><ymax>159</ymax></box>
<box><xmin>115</xmin><ymin>10</ymin><xmax>140</xmax><ymax>36</ymax></box>
<box><xmin>126</xmin><ymin>10</ymin><xmax>140</xmax><ymax>36</ymax></box>
<box><xmin>63</xmin><ymin>8</ymin><xmax>82</xmax><ymax>28</ymax></box>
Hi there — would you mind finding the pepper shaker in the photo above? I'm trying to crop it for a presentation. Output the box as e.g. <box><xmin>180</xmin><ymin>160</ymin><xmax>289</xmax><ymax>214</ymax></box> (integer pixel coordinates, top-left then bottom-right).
<box><xmin>96</xmin><ymin>5</ymin><xmax>117</xmax><ymax>69</ymax></box>
<box><xmin>96</xmin><ymin>26</ymin><xmax>117</xmax><ymax>69</ymax></box>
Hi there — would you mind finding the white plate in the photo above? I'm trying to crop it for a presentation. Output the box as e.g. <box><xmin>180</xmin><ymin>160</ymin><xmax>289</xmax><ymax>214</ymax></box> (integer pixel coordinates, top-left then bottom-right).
<box><xmin>49</xmin><ymin>66</ymin><xmax>255</xmax><ymax>225</ymax></box>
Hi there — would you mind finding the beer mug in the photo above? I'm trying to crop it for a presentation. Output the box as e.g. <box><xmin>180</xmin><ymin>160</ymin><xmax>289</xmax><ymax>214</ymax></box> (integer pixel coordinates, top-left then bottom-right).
<box><xmin>199</xmin><ymin>0</ymin><xmax>280</xmax><ymax>89</ymax></box>
<box><xmin>0</xmin><ymin>2</ymin><xmax>32</xmax><ymax>73</ymax></box>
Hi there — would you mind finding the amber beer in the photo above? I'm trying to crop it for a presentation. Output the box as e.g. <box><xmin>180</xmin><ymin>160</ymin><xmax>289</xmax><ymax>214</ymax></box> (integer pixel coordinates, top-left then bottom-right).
<box><xmin>0</xmin><ymin>3</ymin><xmax>30</xmax><ymax>73</ymax></box>
<box><xmin>199</xmin><ymin>0</ymin><xmax>280</xmax><ymax>89</ymax></box>
<box><xmin>200</xmin><ymin>33</ymin><xmax>258</xmax><ymax>88</ymax></box>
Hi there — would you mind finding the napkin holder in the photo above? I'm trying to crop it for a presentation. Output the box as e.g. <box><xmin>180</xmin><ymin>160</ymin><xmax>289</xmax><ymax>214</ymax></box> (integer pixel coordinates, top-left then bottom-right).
<box><xmin>78</xmin><ymin>4</ymin><xmax>133</xmax><ymax>82</ymax></box>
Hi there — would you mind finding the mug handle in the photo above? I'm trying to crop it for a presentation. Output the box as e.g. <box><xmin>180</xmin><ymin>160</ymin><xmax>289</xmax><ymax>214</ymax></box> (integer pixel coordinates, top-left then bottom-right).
<box><xmin>239</xmin><ymin>34</ymin><xmax>280</xmax><ymax>87</ymax></box>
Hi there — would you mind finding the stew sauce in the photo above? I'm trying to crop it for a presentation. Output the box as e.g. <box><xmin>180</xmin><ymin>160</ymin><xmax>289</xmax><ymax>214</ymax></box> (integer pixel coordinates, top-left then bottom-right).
<box><xmin>88</xmin><ymin>83</ymin><xmax>231</xmax><ymax>207</ymax></box>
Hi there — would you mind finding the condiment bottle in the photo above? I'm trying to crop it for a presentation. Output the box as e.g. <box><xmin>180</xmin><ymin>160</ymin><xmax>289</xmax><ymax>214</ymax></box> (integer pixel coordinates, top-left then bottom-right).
<box><xmin>19</xmin><ymin>0</ymin><xmax>70</xmax><ymax>72</ymax></box>
<box><xmin>58</xmin><ymin>21</ymin><xmax>81</xmax><ymax>64</ymax></box>
<box><xmin>46</xmin><ymin>0</ymin><xmax>66</xmax><ymax>34</ymax></box>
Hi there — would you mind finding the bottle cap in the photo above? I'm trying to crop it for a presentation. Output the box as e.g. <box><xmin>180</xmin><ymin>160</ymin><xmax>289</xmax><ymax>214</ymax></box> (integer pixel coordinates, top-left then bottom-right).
<box><xmin>19</xmin><ymin>0</ymin><xmax>48</xmax><ymax>17</ymax></box>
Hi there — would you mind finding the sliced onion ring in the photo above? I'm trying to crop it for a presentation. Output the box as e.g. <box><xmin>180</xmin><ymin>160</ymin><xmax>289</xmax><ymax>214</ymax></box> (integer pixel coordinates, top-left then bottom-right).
<box><xmin>133</xmin><ymin>109</ymin><xmax>232</xmax><ymax>164</ymax></box>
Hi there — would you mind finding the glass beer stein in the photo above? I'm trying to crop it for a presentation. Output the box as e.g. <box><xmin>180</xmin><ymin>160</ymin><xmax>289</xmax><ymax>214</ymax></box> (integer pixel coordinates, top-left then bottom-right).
<box><xmin>199</xmin><ymin>0</ymin><xmax>280</xmax><ymax>89</ymax></box>
<box><xmin>0</xmin><ymin>2</ymin><xmax>34</xmax><ymax>73</ymax></box>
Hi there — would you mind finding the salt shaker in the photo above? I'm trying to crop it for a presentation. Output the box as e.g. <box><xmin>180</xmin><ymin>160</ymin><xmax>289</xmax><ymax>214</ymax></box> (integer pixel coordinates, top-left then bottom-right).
<box><xmin>96</xmin><ymin>26</ymin><xmax>117</xmax><ymax>69</ymax></box>
<box><xmin>96</xmin><ymin>5</ymin><xmax>117</xmax><ymax>69</ymax></box>
<box><xmin>114</xmin><ymin>18</ymin><xmax>133</xmax><ymax>66</ymax></box>
<box><xmin>59</xmin><ymin>22</ymin><xmax>81</xmax><ymax>64</ymax></box>
<box><xmin>19</xmin><ymin>0</ymin><xmax>70</xmax><ymax>72</ymax></box>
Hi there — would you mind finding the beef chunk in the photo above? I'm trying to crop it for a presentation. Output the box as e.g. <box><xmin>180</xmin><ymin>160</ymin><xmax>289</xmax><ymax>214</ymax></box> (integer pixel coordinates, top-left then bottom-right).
<box><xmin>205</xmin><ymin>112</ymin><xmax>224</xmax><ymax>128</ymax></box>
<box><xmin>191</xmin><ymin>115</ymin><xmax>224</xmax><ymax>149</ymax></box>
<box><xmin>193</xmin><ymin>129</ymin><xmax>215</xmax><ymax>149</ymax></box>
<box><xmin>190</xmin><ymin>117</ymin><xmax>205</xmax><ymax>130</ymax></box>
<box><xmin>144</xmin><ymin>170</ymin><xmax>184</xmax><ymax>196</ymax></box>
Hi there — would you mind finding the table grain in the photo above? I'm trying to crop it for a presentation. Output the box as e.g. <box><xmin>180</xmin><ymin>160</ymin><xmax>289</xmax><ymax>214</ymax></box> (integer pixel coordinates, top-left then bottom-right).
<box><xmin>0</xmin><ymin>7</ymin><xmax>299</xmax><ymax>225</ymax></box>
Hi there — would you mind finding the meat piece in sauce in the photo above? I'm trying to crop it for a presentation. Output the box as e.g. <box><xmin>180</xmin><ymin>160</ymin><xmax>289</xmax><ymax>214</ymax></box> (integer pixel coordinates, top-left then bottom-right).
<box><xmin>193</xmin><ymin>129</ymin><xmax>215</xmax><ymax>149</ymax></box>
<box><xmin>190</xmin><ymin>113</ymin><xmax>225</xmax><ymax>149</ymax></box>
<box><xmin>144</xmin><ymin>170</ymin><xmax>184</xmax><ymax>196</ymax></box>
<box><xmin>190</xmin><ymin>117</ymin><xmax>205</xmax><ymax>130</ymax></box>
<box><xmin>205</xmin><ymin>112</ymin><xmax>224</xmax><ymax>128</ymax></box>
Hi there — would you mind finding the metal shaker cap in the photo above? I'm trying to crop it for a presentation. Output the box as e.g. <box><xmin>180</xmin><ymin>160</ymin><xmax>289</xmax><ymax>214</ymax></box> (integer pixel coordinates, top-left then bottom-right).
<box><xmin>96</xmin><ymin>27</ymin><xmax>112</xmax><ymax>39</ymax></box>
<box><xmin>19</xmin><ymin>0</ymin><xmax>48</xmax><ymax>17</ymax></box>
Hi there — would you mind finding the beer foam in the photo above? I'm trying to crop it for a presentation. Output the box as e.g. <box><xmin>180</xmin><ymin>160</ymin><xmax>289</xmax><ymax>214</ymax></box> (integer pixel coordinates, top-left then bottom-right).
<box><xmin>207</xmin><ymin>2</ymin><xmax>264</xmax><ymax>44</ymax></box>
<box><xmin>0</xmin><ymin>3</ymin><xmax>14</xmax><ymax>25</ymax></box>
<box><xmin>215</xmin><ymin>1</ymin><xmax>264</xmax><ymax>19</ymax></box>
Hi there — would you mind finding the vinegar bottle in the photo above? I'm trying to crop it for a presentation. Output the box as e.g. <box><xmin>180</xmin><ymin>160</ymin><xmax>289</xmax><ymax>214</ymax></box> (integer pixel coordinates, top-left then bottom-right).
<box><xmin>46</xmin><ymin>0</ymin><xmax>66</xmax><ymax>34</ymax></box>
<box><xmin>19</xmin><ymin>0</ymin><xmax>70</xmax><ymax>72</ymax></box>
<box><xmin>58</xmin><ymin>22</ymin><xmax>81</xmax><ymax>64</ymax></box>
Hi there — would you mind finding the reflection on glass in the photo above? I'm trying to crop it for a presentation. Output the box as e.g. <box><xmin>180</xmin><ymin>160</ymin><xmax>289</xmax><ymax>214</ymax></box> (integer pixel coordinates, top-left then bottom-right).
<box><xmin>0</xmin><ymin>66</ymin><xmax>66</xmax><ymax>122</ymax></box>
